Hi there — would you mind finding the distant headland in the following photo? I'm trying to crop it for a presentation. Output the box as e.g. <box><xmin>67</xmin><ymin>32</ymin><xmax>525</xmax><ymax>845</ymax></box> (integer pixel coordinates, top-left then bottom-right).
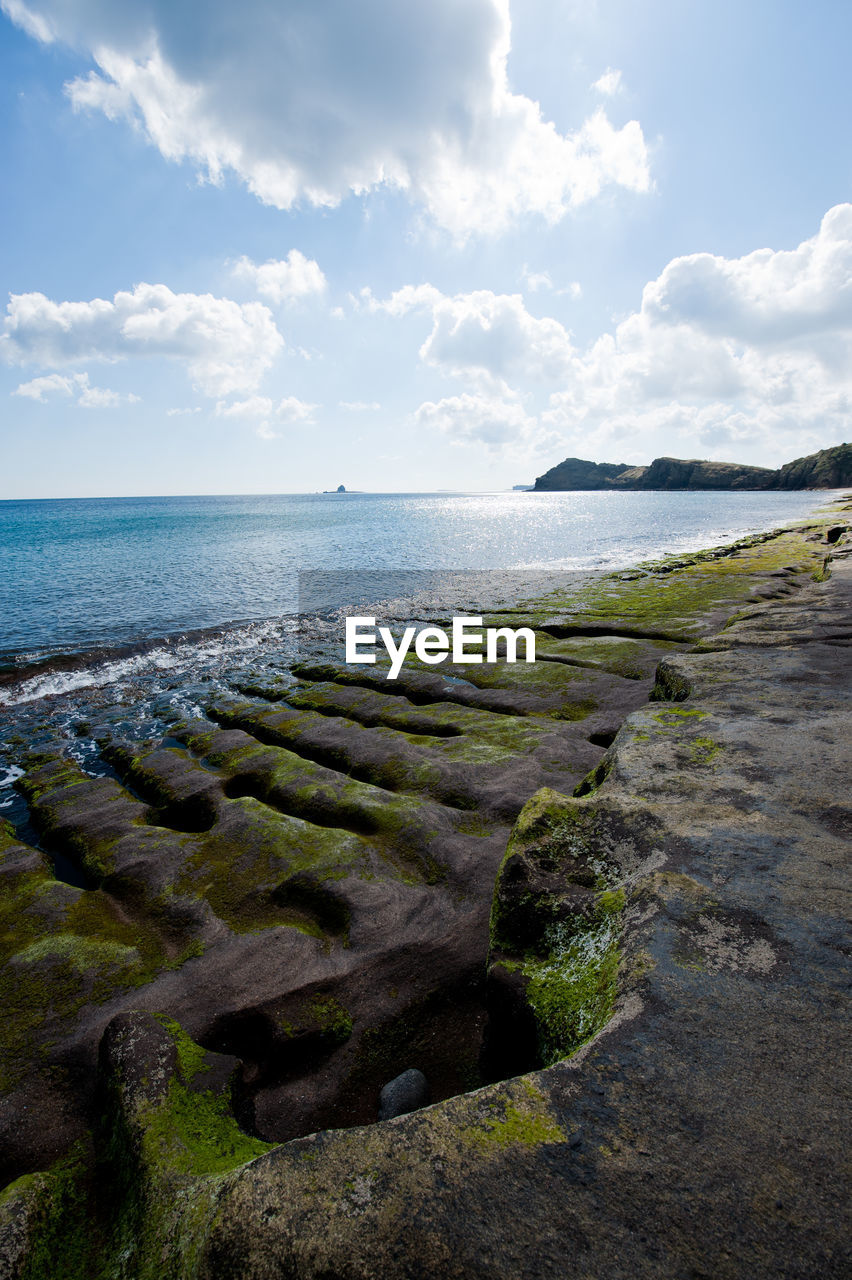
<box><xmin>533</xmin><ymin>442</ymin><xmax>851</xmax><ymax>492</ymax></box>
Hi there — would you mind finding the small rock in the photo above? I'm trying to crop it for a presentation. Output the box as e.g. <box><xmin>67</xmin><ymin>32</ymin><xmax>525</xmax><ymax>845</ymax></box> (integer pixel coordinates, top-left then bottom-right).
<box><xmin>378</xmin><ymin>1068</ymin><xmax>430</xmax><ymax>1121</ymax></box>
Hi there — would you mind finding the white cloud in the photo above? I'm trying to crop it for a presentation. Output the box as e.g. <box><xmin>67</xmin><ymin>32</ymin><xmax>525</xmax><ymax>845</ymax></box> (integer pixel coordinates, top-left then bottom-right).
<box><xmin>640</xmin><ymin>203</ymin><xmax>852</xmax><ymax>345</ymax></box>
<box><xmin>3</xmin><ymin>0</ymin><xmax>650</xmax><ymax>236</ymax></box>
<box><xmin>13</xmin><ymin>373</ymin><xmax>77</xmax><ymax>401</ymax></box>
<box><xmin>1</xmin><ymin>0</ymin><xmax>52</xmax><ymax>42</ymax></box>
<box><xmin>521</xmin><ymin>267</ymin><xmax>582</xmax><ymax>298</ymax></box>
<box><xmin>215</xmin><ymin>394</ymin><xmax>318</xmax><ymax>437</ymax></box>
<box><xmin>339</xmin><ymin>400</ymin><xmax>381</xmax><ymax>412</ymax></box>
<box><xmin>166</xmin><ymin>405</ymin><xmax>201</xmax><ymax>416</ymax></box>
<box><xmin>231</xmin><ymin>251</ymin><xmax>327</xmax><ymax>304</ymax></box>
<box><xmin>416</xmin><ymin>392</ymin><xmax>529</xmax><ymax>446</ymax></box>
<box><xmin>77</xmin><ymin>383</ymin><xmax>134</xmax><ymax>408</ymax></box>
<box><xmin>371</xmin><ymin>206</ymin><xmax>852</xmax><ymax>465</ymax></box>
<box><xmin>593</xmin><ymin>68</ymin><xmax>623</xmax><ymax>96</ymax></box>
<box><xmin>541</xmin><ymin>204</ymin><xmax>852</xmax><ymax>462</ymax></box>
<box><xmin>12</xmin><ymin>371</ymin><xmax>138</xmax><ymax>407</ymax></box>
<box><xmin>1</xmin><ymin>283</ymin><xmax>283</xmax><ymax>396</ymax></box>
<box><xmin>372</xmin><ymin>285</ymin><xmax>575</xmax><ymax>385</ymax></box>
<box><xmin>414</xmin><ymin>391</ymin><xmax>558</xmax><ymax>456</ymax></box>
<box><xmin>521</xmin><ymin>267</ymin><xmax>553</xmax><ymax>293</ymax></box>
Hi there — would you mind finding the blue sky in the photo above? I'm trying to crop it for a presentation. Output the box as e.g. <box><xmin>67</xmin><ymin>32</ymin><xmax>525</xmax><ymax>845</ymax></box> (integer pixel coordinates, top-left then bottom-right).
<box><xmin>1</xmin><ymin>0</ymin><xmax>851</xmax><ymax>497</ymax></box>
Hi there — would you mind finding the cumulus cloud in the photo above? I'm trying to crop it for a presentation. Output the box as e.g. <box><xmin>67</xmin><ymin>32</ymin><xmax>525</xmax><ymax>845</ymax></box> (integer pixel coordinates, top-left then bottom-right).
<box><xmin>2</xmin><ymin>0</ymin><xmax>650</xmax><ymax>235</ymax></box>
<box><xmin>12</xmin><ymin>371</ymin><xmax>138</xmax><ymax>407</ymax></box>
<box><xmin>231</xmin><ymin>251</ymin><xmax>327</xmax><ymax>304</ymax></box>
<box><xmin>542</xmin><ymin>204</ymin><xmax>852</xmax><ymax>461</ymax></box>
<box><xmin>414</xmin><ymin>391</ymin><xmax>558</xmax><ymax>456</ymax></box>
<box><xmin>1</xmin><ymin>283</ymin><xmax>283</xmax><ymax>396</ymax></box>
<box><xmin>640</xmin><ymin>203</ymin><xmax>852</xmax><ymax>345</ymax></box>
<box><xmin>378</xmin><ymin>206</ymin><xmax>852</xmax><ymax>464</ymax></box>
<box><xmin>371</xmin><ymin>285</ymin><xmax>576</xmax><ymax>385</ymax></box>
<box><xmin>215</xmin><ymin>394</ymin><xmax>318</xmax><ymax>438</ymax></box>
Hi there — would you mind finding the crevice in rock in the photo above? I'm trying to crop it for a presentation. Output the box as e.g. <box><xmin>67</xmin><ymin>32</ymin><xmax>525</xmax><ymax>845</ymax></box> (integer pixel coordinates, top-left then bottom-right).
<box><xmin>207</xmin><ymin>709</ymin><xmax>475</xmax><ymax>812</ymax></box>
<box><xmin>282</xmin><ymin>699</ymin><xmax>465</xmax><ymax>738</ymax></box>
<box><xmin>532</xmin><ymin>653</ymin><xmax>640</xmax><ymax>678</ymax></box>
<box><xmin>222</xmin><ymin>772</ymin><xmax>392</xmax><ymax>837</ymax></box>
<box><xmin>99</xmin><ymin>742</ymin><xmax>220</xmax><ymax>835</ymax></box>
<box><xmin>6</xmin><ymin>785</ymin><xmax>94</xmax><ymax>890</ymax></box>
<box><xmin>216</xmin><ymin>971</ymin><xmax>491</xmax><ymax>1143</ymax></box>
<box><xmin>290</xmin><ymin>663</ymin><xmax>534</xmax><ymax>718</ymax></box>
<box><xmin>271</xmin><ymin>874</ymin><xmax>351</xmax><ymax>943</ymax></box>
<box><xmin>540</xmin><ymin>623</ymin><xmax>688</xmax><ymax>643</ymax></box>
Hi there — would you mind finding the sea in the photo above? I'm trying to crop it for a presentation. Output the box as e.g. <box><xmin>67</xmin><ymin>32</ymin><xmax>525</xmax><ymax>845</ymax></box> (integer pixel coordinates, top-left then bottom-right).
<box><xmin>0</xmin><ymin>487</ymin><xmax>840</xmax><ymax>812</ymax></box>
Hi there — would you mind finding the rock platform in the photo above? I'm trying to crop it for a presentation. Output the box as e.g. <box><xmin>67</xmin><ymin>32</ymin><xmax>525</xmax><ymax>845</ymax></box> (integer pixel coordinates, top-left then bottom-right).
<box><xmin>0</xmin><ymin>510</ymin><xmax>849</xmax><ymax>1278</ymax></box>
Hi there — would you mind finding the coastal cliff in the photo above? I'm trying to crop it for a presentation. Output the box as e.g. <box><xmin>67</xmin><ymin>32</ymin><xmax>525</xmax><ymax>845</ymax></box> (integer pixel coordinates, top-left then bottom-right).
<box><xmin>534</xmin><ymin>442</ymin><xmax>852</xmax><ymax>491</ymax></box>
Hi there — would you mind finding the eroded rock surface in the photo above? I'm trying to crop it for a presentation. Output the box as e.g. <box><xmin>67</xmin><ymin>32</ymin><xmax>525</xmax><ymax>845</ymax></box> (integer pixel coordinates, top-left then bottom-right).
<box><xmin>0</xmin><ymin>515</ymin><xmax>849</xmax><ymax>1277</ymax></box>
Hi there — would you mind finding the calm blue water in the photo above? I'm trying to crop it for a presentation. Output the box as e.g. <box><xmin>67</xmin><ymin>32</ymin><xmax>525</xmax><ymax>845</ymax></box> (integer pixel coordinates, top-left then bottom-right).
<box><xmin>0</xmin><ymin>486</ymin><xmax>840</xmax><ymax>803</ymax></box>
<box><xmin>0</xmin><ymin>489</ymin><xmax>835</xmax><ymax>660</ymax></box>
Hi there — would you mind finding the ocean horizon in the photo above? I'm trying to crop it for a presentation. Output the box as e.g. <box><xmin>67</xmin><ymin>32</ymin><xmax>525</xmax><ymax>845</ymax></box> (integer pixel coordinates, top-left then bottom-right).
<box><xmin>0</xmin><ymin>488</ymin><xmax>837</xmax><ymax>662</ymax></box>
<box><xmin>0</xmin><ymin>487</ymin><xmax>840</xmax><ymax>781</ymax></box>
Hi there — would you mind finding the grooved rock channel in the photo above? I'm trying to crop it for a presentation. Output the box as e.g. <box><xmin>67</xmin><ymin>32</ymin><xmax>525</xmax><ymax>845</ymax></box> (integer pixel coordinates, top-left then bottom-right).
<box><xmin>0</xmin><ymin>515</ymin><xmax>849</xmax><ymax>1278</ymax></box>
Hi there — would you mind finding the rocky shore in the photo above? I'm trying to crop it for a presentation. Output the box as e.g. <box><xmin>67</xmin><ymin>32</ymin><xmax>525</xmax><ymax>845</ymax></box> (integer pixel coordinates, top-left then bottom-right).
<box><xmin>0</xmin><ymin>503</ymin><xmax>849</xmax><ymax>1278</ymax></box>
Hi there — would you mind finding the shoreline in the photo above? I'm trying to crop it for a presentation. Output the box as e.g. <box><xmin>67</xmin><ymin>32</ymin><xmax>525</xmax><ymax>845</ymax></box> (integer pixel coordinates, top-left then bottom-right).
<box><xmin>1</xmin><ymin>488</ymin><xmax>839</xmax><ymax>668</ymax></box>
<box><xmin>0</xmin><ymin>499</ymin><xmax>849</xmax><ymax>1276</ymax></box>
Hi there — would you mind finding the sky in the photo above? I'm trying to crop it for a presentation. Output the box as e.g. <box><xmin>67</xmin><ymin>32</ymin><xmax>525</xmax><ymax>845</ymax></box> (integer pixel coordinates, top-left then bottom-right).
<box><xmin>1</xmin><ymin>0</ymin><xmax>851</xmax><ymax>498</ymax></box>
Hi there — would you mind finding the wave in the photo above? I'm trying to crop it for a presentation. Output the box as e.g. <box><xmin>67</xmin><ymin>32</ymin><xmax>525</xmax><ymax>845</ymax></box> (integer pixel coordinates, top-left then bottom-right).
<box><xmin>0</xmin><ymin>617</ymin><xmax>295</xmax><ymax>708</ymax></box>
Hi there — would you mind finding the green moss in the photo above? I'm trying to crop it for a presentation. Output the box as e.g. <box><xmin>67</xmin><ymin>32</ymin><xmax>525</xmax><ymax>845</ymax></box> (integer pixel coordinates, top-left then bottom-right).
<box><xmin>689</xmin><ymin>736</ymin><xmax>722</xmax><ymax>764</ymax></box>
<box><xmin>10</xmin><ymin>934</ymin><xmax>139</xmax><ymax>970</ymax></box>
<box><xmin>596</xmin><ymin>887</ymin><xmax>626</xmax><ymax>916</ymax></box>
<box><xmin>1</xmin><ymin>1142</ymin><xmax>98</xmax><ymax>1280</ymax></box>
<box><xmin>573</xmin><ymin>756</ymin><xmax>612</xmax><ymax>798</ymax></box>
<box><xmin>141</xmin><ymin>1077</ymin><xmax>272</xmax><ymax>1178</ymax></box>
<box><xmin>178</xmin><ymin>712</ymin><xmax>454</xmax><ymax>889</ymax></box>
<box><xmin>652</xmin><ymin>707</ymin><xmax>708</xmax><ymax>724</ymax></box>
<box><xmin>506</xmin><ymin>787</ymin><xmax>576</xmax><ymax>846</ymax></box>
<box><xmin>520</xmin><ymin>526</ymin><xmax>826</xmax><ymax>644</ymax></box>
<box><xmin>176</xmin><ymin>795</ymin><xmax>370</xmax><ymax>933</ymax></box>
<box><xmin>0</xmin><ymin>857</ymin><xmax>204</xmax><ymax>1094</ymax></box>
<box><xmin>463</xmin><ymin>1081</ymin><xmax>562</xmax><ymax>1149</ymax></box>
<box><xmin>151</xmin><ymin>1015</ymin><xmax>209</xmax><ymax>1082</ymax></box>
<box><xmin>521</xmin><ymin>886</ymin><xmax>625</xmax><ymax>1066</ymax></box>
<box><xmin>305</xmin><ymin>995</ymin><xmax>353</xmax><ymax>1045</ymax></box>
<box><xmin>546</xmin><ymin>698</ymin><xmax>598</xmax><ymax>723</ymax></box>
<box><xmin>454</xmin><ymin>812</ymin><xmax>493</xmax><ymax>837</ymax></box>
<box><xmin>488</xmin><ymin>792</ymin><xmax>621</xmax><ymax>953</ymax></box>
<box><xmin>523</xmin><ymin>928</ymin><xmax>620</xmax><ymax>1066</ymax></box>
<box><xmin>472</xmin><ymin>1100</ymin><xmax>563</xmax><ymax>1148</ymax></box>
